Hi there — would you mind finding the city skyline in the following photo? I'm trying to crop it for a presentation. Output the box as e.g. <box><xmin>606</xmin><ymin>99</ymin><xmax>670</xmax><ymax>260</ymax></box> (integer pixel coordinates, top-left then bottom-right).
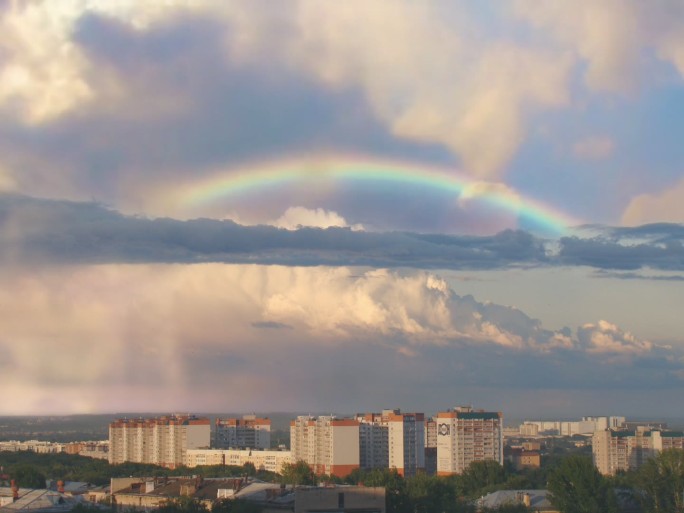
<box><xmin>1</xmin><ymin>1</ymin><xmax>684</xmax><ymax>417</ymax></box>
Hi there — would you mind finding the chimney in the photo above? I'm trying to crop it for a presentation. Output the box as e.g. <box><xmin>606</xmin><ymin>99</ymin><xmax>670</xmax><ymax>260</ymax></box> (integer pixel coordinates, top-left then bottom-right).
<box><xmin>522</xmin><ymin>493</ymin><xmax>531</xmax><ymax>507</ymax></box>
<box><xmin>11</xmin><ymin>480</ymin><xmax>19</xmax><ymax>501</ymax></box>
<box><xmin>57</xmin><ymin>481</ymin><xmax>65</xmax><ymax>493</ymax></box>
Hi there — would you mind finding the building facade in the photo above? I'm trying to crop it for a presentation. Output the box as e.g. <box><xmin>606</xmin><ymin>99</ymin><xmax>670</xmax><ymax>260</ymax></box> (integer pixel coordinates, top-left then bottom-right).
<box><xmin>356</xmin><ymin>410</ymin><xmax>425</xmax><ymax>477</ymax></box>
<box><xmin>290</xmin><ymin>416</ymin><xmax>359</xmax><ymax>477</ymax></box>
<box><xmin>185</xmin><ymin>449</ymin><xmax>293</xmax><ymax>474</ymax></box>
<box><xmin>436</xmin><ymin>406</ymin><xmax>503</xmax><ymax>475</ymax></box>
<box><xmin>109</xmin><ymin>415</ymin><xmax>210</xmax><ymax>468</ymax></box>
<box><xmin>593</xmin><ymin>428</ymin><xmax>684</xmax><ymax>475</ymax></box>
<box><xmin>214</xmin><ymin>415</ymin><xmax>271</xmax><ymax>450</ymax></box>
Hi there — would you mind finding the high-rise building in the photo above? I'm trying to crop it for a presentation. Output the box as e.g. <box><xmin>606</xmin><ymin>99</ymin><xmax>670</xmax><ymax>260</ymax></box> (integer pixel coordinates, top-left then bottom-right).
<box><xmin>356</xmin><ymin>409</ymin><xmax>425</xmax><ymax>477</ymax></box>
<box><xmin>214</xmin><ymin>415</ymin><xmax>271</xmax><ymax>449</ymax></box>
<box><xmin>435</xmin><ymin>406</ymin><xmax>503</xmax><ymax>475</ymax></box>
<box><xmin>109</xmin><ymin>415</ymin><xmax>210</xmax><ymax>468</ymax></box>
<box><xmin>593</xmin><ymin>428</ymin><xmax>684</xmax><ymax>475</ymax></box>
<box><xmin>290</xmin><ymin>416</ymin><xmax>359</xmax><ymax>477</ymax></box>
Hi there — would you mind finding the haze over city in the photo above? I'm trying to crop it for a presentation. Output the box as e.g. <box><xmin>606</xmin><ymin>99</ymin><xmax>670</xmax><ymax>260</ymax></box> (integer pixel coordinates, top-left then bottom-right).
<box><xmin>1</xmin><ymin>1</ymin><xmax>684</xmax><ymax>418</ymax></box>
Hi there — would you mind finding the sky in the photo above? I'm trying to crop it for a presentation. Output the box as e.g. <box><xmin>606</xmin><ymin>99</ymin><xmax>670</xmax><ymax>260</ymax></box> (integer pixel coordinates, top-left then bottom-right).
<box><xmin>1</xmin><ymin>0</ymin><xmax>684</xmax><ymax>419</ymax></box>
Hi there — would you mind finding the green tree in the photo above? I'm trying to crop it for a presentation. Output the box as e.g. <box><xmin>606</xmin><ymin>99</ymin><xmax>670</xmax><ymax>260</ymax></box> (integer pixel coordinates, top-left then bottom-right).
<box><xmin>280</xmin><ymin>460</ymin><xmax>316</xmax><ymax>486</ymax></box>
<box><xmin>636</xmin><ymin>448</ymin><xmax>684</xmax><ymax>513</ymax></box>
<box><xmin>547</xmin><ymin>455</ymin><xmax>616</xmax><ymax>513</ymax></box>
<box><xmin>12</xmin><ymin>465</ymin><xmax>46</xmax><ymax>489</ymax></box>
<box><xmin>457</xmin><ymin>460</ymin><xmax>507</xmax><ymax>498</ymax></box>
<box><xmin>212</xmin><ymin>498</ymin><xmax>262</xmax><ymax>513</ymax></box>
<box><xmin>156</xmin><ymin>496</ymin><xmax>208</xmax><ymax>513</ymax></box>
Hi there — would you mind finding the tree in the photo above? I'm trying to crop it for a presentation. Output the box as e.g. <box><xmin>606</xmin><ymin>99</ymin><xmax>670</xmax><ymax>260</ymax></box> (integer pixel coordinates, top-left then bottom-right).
<box><xmin>280</xmin><ymin>460</ymin><xmax>316</xmax><ymax>486</ymax></box>
<box><xmin>12</xmin><ymin>465</ymin><xmax>46</xmax><ymax>489</ymax></box>
<box><xmin>156</xmin><ymin>497</ymin><xmax>208</xmax><ymax>513</ymax></box>
<box><xmin>547</xmin><ymin>455</ymin><xmax>616</xmax><ymax>513</ymax></box>
<box><xmin>636</xmin><ymin>448</ymin><xmax>684</xmax><ymax>513</ymax></box>
<box><xmin>212</xmin><ymin>498</ymin><xmax>262</xmax><ymax>513</ymax></box>
<box><xmin>457</xmin><ymin>460</ymin><xmax>507</xmax><ymax>498</ymax></box>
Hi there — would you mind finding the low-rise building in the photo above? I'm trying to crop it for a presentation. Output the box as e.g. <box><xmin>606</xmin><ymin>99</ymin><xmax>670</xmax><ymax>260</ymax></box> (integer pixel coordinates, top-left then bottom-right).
<box><xmin>185</xmin><ymin>449</ymin><xmax>293</xmax><ymax>474</ymax></box>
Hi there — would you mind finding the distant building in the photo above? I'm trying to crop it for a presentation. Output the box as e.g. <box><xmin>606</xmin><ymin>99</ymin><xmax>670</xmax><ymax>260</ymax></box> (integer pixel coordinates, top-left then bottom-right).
<box><xmin>185</xmin><ymin>449</ymin><xmax>293</xmax><ymax>474</ymax></box>
<box><xmin>356</xmin><ymin>410</ymin><xmax>425</xmax><ymax>477</ymax></box>
<box><xmin>505</xmin><ymin>447</ymin><xmax>541</xmax><ymax>470</ymax></box>
<box><xmin>290</xmin><ymin>416</ymin><xmax>359</xmax><ymax>477</ymax></box>
<box><xmin>214</xmin><ymin>416</ymin><xmax>271</xmax><ymax>450</ymax></box>
<box><xmin>436</xmin><ymin>406</ymin><xmax>503</xmax><ymax>475</ymax></box>
<box><xmin>109</xmin><ymin>415</ymin><xmax>210</xmax><ymax>468</ymax></box>
<box><xmin>593</xmin><ymin>427</ymin><xmax>684</xmax><ymax>475</ymax></box>
<box><xmin>477</xmin><ymin>490</ymin><xmax>557</xmax><ymax>513</ymax></box>
<box><xmin>519</xmin><ymin>416</ymin><xmax>625</xmax><ymax>437</ymax></box>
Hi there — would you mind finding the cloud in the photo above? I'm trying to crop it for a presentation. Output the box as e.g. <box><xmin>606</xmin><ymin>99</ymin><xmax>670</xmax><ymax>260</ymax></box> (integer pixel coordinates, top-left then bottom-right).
<box><xmin>578</xmin><ymin>320</ymin><xmax>652</xmax><ymax>355</ymax></box>
<box><xmin>573</xmin><ymin>136</ymin><xmax>615</xmax><ymax>160</ymax></box>
<box><xmin>558</xmin><ymin>224</ymin><xmax>684</xmax><ymax>270</ymax></box>
<box><xmin>0</xmin><ymin>194</ymin><xmax>549</xmax><ymax>269</ymax></box>
<box><xmin>0</xmin><ymin>262</ymin><xmax>674</xmax><ymax>414</ymax></box>
<box><xmin>251</xmin><ymin>321</ymin><xmax>293</xmax><ymax>330</ymax></box>
<box><xmin>622</xmin><ymin>177</ymin><xmax>684</xmax><ymax>225</ymax></box>
<box><xmin>269</xmin><ymin>206</ymin><xmax>363</xmax><ymax>231</ymax></box>
<box><xmin>515</xmin><ymin>0</ymin><xmax>684</xmax><ymax>92</ymax></box>
<box><xmin>0</xmin><ymin>1</ymin><xmax>573</xmax><ymax>180</ymax></box>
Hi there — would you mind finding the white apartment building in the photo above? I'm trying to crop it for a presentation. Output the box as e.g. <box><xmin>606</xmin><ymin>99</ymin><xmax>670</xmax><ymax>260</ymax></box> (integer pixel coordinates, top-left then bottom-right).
<box><xmin>109</xmin><ymin>415</ymin><xmax>210</xmax><ymax>468</ymax></box>
<box><xmin>593</xmin><ymin>428</ymin><xmax>684</xmax><ymax>475</ymax></box>
<box><xmin>185</xmin><ymin>449</ymin><xmax>293</xmax><ymax>474</ymax></box>
<box><xmin>356</xmin><ymin>409</ymin><xmax>425</xmax><ymax>477</ymax></box>
<box><xmin>214</xmin><ymin>415</ymin><xmax>271</xmax><ymax>450</ymax></box>
<box><xmin>290</xmin><ymin>416</ymin><xmax>360</xmax><ymax>477</ymax></box>
<box><xmin>520</xmin><ymin>416</ymin><xmax>625</xmax><ymax>437</ymax></box>
<box><xmin>436</xmin><ymin>406</ymin><xmax>503</xmax><ymax>475</ymax></box>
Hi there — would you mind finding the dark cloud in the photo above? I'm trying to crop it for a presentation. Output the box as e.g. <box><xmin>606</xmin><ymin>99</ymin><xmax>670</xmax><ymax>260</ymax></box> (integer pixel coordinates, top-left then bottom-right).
<box><xmin>593</xmin><ymin>270</ymin><xmax>684</xmax><ymax>281</ymax></box>
<box><xmin>4</xmin><ymin>195</ymin><xmax>684</xmax><ymax>271</ymax></box>
<box><xmin>0</xmin><ymin>195</ymin><xmax>548</xmax><ymax>269</ymax></box>
<box><xmin>251</xmin><ymin>321</ymin><xmax>293</xmax><ymax>330</ymax></box>
<box><xmin>559</xmin><ymin>223</ymin><xmax>684</xmax><ymax>270</ymax></box>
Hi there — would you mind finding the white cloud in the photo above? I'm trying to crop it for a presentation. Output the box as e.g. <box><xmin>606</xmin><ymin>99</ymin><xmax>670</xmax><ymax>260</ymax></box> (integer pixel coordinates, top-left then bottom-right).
<box><xmin>515</xmin><ymin>0</ymin><xmax>684</xmax><ymax>92</ymax></box>
<box><xmin>578</xmin><ymin>320</ymin><xmax>652</xmax><ymax>354</ymax></box>
<box><xmin>0</xmin><ymin>263</ymin><xmax>662</xmax><ymax>413</ymax></box>
<box><xmin>0</xmin><ymin>1</ymin><xmax>572</xmax><ymax>178</ymax></box>
<box><xmin>622</xmin><ymin>177</ymin><xmax>684</xmax><ymax>225</ymax></box>
<box><xmin>573</xmin><ymin>136</ymin><xmax>615</xmax><ymax>160</ymax></box>
<box><xmin>270</xmin><ymin>206</ymin><xmax>363</xmax><ymax>231</ymax></box>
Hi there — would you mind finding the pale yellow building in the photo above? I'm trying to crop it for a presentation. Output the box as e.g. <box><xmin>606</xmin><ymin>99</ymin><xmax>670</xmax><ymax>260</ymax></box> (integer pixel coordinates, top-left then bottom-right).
<box><xmin>290</xmin><ymin>416</ymin><xmax>360</xmax><ymax>477</ymax></box>
<box><xmin>436</xmin><ymin>406</ymin><xmax>503</xmax><ymax>475</ymax></box>
<box><xmin>593</xmin><ymin>428</ymin><xmax>684</xmax><ymax>475</ymax></box>
<box><xmin>185</xmin><ymin>449</ymin><xmax>293</xmax><ymax>474</ymax></box>
<box><xmin>214</xmin><ymin>415</ymin><xmax>271</xmax><ymax>450</ymax></box>
<box><xmin>109</xmin><ymin>415</ymin><xmax>210</xmax><ymax>468</ymax></box>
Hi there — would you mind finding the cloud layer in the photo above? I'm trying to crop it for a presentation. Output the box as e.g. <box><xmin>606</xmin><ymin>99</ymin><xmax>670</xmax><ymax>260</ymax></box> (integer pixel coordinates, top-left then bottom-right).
<box><xmin>0</xmin><ymin>262</ymin><xmax>676</xmax><ymax>415</ymax></box>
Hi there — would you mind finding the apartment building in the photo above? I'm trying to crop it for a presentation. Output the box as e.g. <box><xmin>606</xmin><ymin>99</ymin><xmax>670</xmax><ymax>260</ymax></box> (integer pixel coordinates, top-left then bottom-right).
<box><xmin>290</xmin><ymin>416</ymin><xmax>359</xmax><ymax>477</ymax></box>
<box><xmin>436</xmin><ymin>406</ymin><xmax>503</xmax><ymax>475</ymax></box>
<box><xmin>185</xmin><ymin>448</ymin><xmax>293</xmax><ymax>473</ymax></box>
<box><xmin>109</xmin><ymin>415</ymin><xmax>210</xmax><ymax>468</ymax></box>
<box><xmin>593</xmin><ymin>428</ymin><xmax>684</xmax><ymax>475</ymax></box>
<box><xmin>356</xmin><ymin>409</ymin><xmax>425</xmax><ymax>477</ymax></box>
<box><xmin>214</xmin><ymin>415</ymin><xmax>271</xmax><ymax>449</ymax></box>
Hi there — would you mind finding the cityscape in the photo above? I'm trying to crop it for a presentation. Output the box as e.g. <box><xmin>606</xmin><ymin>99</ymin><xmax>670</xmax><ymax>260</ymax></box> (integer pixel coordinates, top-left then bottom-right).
<box><xmin>1</xmin><ymin>409</ymin><xmax>683</xmax><ymax>511</ymax></box>
<box><xmin>2</xmin><ymin>1</ymin><xmax>684</xmax><ymax>512</ymax></box>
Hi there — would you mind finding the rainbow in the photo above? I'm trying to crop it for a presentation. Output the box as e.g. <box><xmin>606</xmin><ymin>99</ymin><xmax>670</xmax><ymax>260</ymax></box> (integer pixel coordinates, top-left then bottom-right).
<box><xmin>174</xmin><ymin>155</ymin><xmax>579</xmax><ymax>234</ymax></box>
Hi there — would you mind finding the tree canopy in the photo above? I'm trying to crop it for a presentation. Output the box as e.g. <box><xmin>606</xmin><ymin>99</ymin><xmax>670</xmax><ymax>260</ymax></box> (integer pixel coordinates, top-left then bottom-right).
<box><xmin>547</xmin><ymin>455</ymin><xmax>616</xmax><ymax>513</ymax></box>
